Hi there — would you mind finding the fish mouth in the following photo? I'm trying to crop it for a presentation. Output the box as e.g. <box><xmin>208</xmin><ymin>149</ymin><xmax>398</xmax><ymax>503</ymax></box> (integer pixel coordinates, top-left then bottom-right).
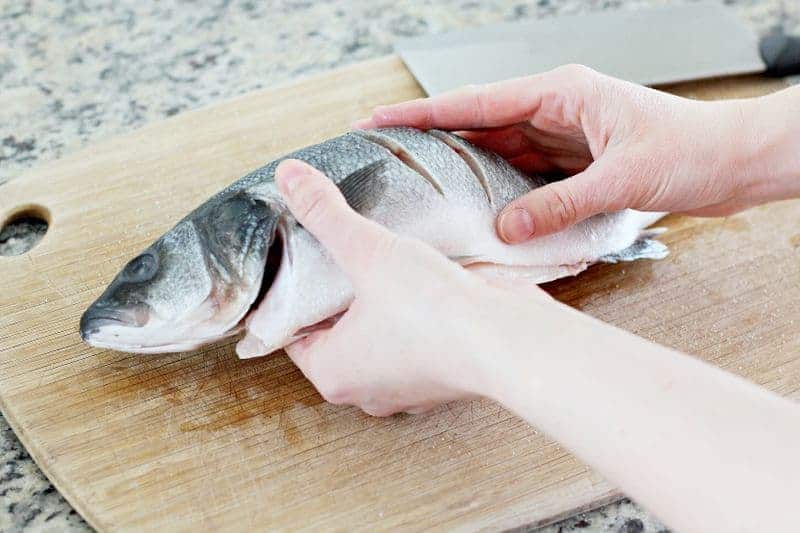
<box><xmin>79</xmin><ymin>305</ymin><xmax>149</xmax><ymax>341</ymax></box>
<box><xmin>80</xmin><ymin>332</ymin><xmax>241</xmax><ymax>354</ymax></box>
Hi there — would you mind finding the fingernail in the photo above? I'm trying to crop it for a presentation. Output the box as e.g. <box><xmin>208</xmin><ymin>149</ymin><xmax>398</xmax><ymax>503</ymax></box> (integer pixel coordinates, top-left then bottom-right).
<box><xmin>499</xmin><ymin>208</ymin><xmax>534</xmax><ymax>243</ymax></box>
<box><xmin>276</xmin><ymin>160</ymin><xmax>307</xmax><ymax>197</ymax></box>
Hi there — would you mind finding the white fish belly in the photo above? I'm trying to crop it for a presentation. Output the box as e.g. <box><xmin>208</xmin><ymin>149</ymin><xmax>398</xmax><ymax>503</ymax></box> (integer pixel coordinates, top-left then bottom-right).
<box><xmin>236</xmin><ymin>203</ymin><xmax>665</xmax><ymax>359</ymax></box>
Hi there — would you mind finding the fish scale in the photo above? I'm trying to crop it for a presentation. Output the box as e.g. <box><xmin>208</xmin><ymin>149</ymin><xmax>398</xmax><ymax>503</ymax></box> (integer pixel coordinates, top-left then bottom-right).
<box><xmin>80</xmin><ymin>127</ymin><xmax>668</xmax><ymax>358</ymax></box>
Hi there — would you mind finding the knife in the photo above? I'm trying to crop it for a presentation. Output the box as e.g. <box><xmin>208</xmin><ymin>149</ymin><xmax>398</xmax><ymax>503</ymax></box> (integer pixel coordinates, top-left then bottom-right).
<box><xmin>396</xmin><ymin>1</ymin><xmax>800</xmax><ymax>94</ymax></box>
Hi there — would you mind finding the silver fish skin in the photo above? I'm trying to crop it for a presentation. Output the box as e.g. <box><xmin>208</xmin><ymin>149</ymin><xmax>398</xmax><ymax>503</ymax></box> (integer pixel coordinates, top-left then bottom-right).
<box><xmin>80</xmin><ymin>127</ymin><xmax>667</xmax><ymax>357</ymax></box>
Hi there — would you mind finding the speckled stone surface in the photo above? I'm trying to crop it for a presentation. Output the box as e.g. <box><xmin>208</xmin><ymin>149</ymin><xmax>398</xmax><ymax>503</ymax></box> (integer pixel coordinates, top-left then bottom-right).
<box><xmin>1</xmin><ymin>0</ymin><xmax>798</xmax><ymax>531</ymax></box>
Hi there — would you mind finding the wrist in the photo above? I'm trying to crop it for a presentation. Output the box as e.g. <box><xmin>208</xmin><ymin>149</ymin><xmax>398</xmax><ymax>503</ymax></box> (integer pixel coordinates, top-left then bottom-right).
<box><xmin>458</xmin><ymin>286</ymin><xmax>538</xmax><ymax>401</ymax></box>
<box><xmin>465</xmin><ymin>288</ymin><xmax>577</xmax><ymax>405</ymax></box>
<box><xmin>725</xmin><ymin>87</ymin><xmax>800</xmax><ymax>206</ymax></box>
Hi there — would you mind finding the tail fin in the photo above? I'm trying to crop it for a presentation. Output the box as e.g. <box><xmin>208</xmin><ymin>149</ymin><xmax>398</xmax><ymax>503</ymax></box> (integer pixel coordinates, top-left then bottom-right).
<box><xmin>600</xmin><ymin>228</ymin><xmax>669</xmax><ymax>264</ymax></box>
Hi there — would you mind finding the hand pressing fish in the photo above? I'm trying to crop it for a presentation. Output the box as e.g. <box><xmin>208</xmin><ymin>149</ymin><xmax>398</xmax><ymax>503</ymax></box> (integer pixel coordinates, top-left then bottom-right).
<box><xmin>79</xmin><ymin>127</ymin><xmax>667</xmax><ymax>358</ymax></box>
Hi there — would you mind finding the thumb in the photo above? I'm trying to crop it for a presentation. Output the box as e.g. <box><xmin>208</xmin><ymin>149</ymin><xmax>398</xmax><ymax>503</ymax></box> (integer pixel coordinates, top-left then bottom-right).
<box><xmin>274</xmin><ymin>159</ymin><xmax>390</xmax><ymax>278</ymax></box>
<box><xmin>497</xmin><ymin>162</ymin><xmax>612</xmax><ymax>242</ymax></box>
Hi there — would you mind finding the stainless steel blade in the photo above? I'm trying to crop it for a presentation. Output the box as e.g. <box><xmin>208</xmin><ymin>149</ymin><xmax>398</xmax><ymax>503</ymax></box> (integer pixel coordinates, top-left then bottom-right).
<box><xmin>397</xmin><ymin>2</ymin><xmax>766</xmax><ymax>94</ymax></box>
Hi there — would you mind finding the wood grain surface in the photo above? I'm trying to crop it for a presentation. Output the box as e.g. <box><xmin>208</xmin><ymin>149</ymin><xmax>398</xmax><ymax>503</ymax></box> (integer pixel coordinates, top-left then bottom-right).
<box><xmin>0</xmin><ymin>56</ymin><xmax>797</xmax><ymax>531</ymax></box>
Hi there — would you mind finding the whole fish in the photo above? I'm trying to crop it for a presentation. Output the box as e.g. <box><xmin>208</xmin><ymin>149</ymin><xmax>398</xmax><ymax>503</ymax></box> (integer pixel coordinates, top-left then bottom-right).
<box><xmin>80</xmin><ymin>127</ymin><xmax>667</xmax><ymax>358</ymax></box>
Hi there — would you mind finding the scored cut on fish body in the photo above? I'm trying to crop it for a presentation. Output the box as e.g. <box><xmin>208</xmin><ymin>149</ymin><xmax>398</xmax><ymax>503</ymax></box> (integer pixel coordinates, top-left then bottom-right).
<box><xmin>79</xmin><ymin>127</ymin><xmax>667</xmax><ymax>358</ymax></box>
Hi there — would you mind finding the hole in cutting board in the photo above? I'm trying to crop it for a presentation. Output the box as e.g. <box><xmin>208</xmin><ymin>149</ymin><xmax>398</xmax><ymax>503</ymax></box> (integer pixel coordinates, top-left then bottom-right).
<box><xmin>0</xmin><ymin>205</ymin><xmax>50</xmax><ymax>256</ymax></box>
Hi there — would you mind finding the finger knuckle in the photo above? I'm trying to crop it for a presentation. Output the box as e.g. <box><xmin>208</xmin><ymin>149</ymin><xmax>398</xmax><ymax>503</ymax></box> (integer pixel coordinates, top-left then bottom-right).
<box><xmin>421</xmin><ymin>103</ymin><xmax>436</xmax><ymax>129</ymax></box>
<box><xmin>298</xmin><ymin>188</ymin><xmax>330</xmax><ymax>224</ymax></box>
<box><xmin>466</xmin><ymin>83</ymin><xmax>488</xmax><ymax>124</ymax></box>
<box><xmin>553</xmin><ymin>64</ymin><xmax>604</xmax><ymax>102</ymax></box>
<box><xmin>557</xmin><ymin>63</ymin><xmax>596</xmax><ymax>80</ymax></box>
<box><xmin>545</xmin><ymin>186</ymin><xmax>580</xmax><ymax>229</ymax></box>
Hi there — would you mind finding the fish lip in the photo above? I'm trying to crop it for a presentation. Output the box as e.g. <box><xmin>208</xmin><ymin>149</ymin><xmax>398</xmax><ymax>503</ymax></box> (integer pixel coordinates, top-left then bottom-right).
<box><xmin>79</xmin><ymin>304</ymin><xmax>150</xmax><ymax>340</ymax></box>
<box><xmin>79</xmin><ymin>316</ymin><xmax>123</xmax><ymax>340</ymax></box>
<box><xmin>81</xmin><ymin>329</ymin><xmax>241</xmax><ymax>354</ymax></box>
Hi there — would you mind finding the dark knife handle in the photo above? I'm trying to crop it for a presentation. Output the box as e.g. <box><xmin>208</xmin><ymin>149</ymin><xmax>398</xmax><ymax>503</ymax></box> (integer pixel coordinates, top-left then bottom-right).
<box><xmin>759</xmin><ymin>32</ymin><xmax>800</xmax><ymax>77</ymax></box>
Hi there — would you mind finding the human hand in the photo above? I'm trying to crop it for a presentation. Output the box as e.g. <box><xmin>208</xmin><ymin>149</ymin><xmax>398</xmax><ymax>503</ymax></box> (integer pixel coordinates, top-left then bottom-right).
<box><xmin>269</xmin><ymin>162</ymin><xmax>800</xmax><ymax>533</ymax></box>
<box><xmin>273</xmin><ymin>159</ymin><xmax>545</xmax><ymax>416</ymax></box>
<box><xmin>356</xmin><ymin>65</ymin><xmax>794</xmax><ymax>242</ymax></box>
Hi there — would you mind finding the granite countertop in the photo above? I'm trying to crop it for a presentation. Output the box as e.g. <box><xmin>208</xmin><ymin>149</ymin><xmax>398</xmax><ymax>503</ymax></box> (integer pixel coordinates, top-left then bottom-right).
<box><xmin>1</xmin><ymin>0</ymin><xmax>797</xmax><ymax>531</ymax></box>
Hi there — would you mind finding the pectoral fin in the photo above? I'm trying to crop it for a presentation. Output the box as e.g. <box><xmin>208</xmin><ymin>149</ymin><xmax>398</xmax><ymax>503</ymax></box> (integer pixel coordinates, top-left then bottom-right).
<box><xmin>337</xmin><ymin>159</ymin><xmax>390</xmax><ymax>212</ymax></box>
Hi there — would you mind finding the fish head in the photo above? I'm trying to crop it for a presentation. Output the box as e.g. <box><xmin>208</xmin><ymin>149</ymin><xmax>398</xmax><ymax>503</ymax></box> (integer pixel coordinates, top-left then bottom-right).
<box><xmin>80</xmin><ymin>190</ymin><xmax>281</xmax><ymax>353</ymax></box>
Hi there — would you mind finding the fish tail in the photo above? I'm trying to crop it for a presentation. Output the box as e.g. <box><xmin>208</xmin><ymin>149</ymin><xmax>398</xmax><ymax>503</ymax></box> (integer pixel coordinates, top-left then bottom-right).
<box><xmin>599</xmin><ymin>233</ymin><xmax>669</xmax><ymax>264</ymax></box>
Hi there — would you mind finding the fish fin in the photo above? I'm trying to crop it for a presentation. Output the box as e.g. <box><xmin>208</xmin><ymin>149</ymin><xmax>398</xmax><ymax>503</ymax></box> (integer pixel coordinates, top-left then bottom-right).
<box><xmin>236</xmin><ymin>332</ymin><xmax>269</xmax><ymax>359</ymax></box>
<box><xmin>599</xmin><ymin>237</ymin><xmax>669</xmax><ymax>264</ymax></box>
<box><xmin>337</xmin><ymin>159</ymin><xmax>389</xmax><ymax>211</ymax></box>
<box><xmin>448</xmin><ymin>254</ymin><xmax>484</xmax><ymax>265</ymax></box>
<box><xmin>638</xmin><ymin>226</ymin><xmax>667</xmax><ymax>238</ymax></box>
<box><xmin>465</xmin><ymin>262</ymin><xmax>589</xmax><ymax>285</ymax></box>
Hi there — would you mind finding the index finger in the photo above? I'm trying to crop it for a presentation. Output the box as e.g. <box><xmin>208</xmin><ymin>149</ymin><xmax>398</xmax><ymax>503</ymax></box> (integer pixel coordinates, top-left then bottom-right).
<box><xmin>354</xmin><ymin>75</ymin><xmax>546</xmax><ymax>131</ymax></box>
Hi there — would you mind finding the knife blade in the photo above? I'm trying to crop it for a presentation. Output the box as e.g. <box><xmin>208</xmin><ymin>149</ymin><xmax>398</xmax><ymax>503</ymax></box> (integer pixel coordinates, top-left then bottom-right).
<box><xmin>396</xmin><ymin>1</ymin><xmax>800</xmax><ymax>94</ymax></box>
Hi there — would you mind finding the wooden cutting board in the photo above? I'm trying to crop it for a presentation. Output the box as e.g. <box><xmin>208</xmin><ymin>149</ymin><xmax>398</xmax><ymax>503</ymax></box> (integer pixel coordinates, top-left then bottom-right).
<box><xmin>1</xmin><ymin>55</ymin><xmax>798</xmax><ymax>531</ymax></box>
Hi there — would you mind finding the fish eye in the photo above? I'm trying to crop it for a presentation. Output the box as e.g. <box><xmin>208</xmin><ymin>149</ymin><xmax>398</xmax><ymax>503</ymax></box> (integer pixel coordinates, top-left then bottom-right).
<box><xmin>123</xmin><ymin>252</ymin><xmax>158</xmax><ymax>283</ymax></box>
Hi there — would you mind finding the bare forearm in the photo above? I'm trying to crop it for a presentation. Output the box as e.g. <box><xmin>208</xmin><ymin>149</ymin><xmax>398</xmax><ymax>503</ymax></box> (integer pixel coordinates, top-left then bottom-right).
<box><xmin>482</xmin><ymin>299</ymin><xmax>800</xmax><ymax>533</ymax></box>
<box><xmin>477</xmin><ymin>88</ymin><xmax>800</xmax><ymax>530</ymax></box>
<box><xmin>736</xmin><ymin>84</ymin><xmax>800</xmax><ymax>205</ymax></box>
